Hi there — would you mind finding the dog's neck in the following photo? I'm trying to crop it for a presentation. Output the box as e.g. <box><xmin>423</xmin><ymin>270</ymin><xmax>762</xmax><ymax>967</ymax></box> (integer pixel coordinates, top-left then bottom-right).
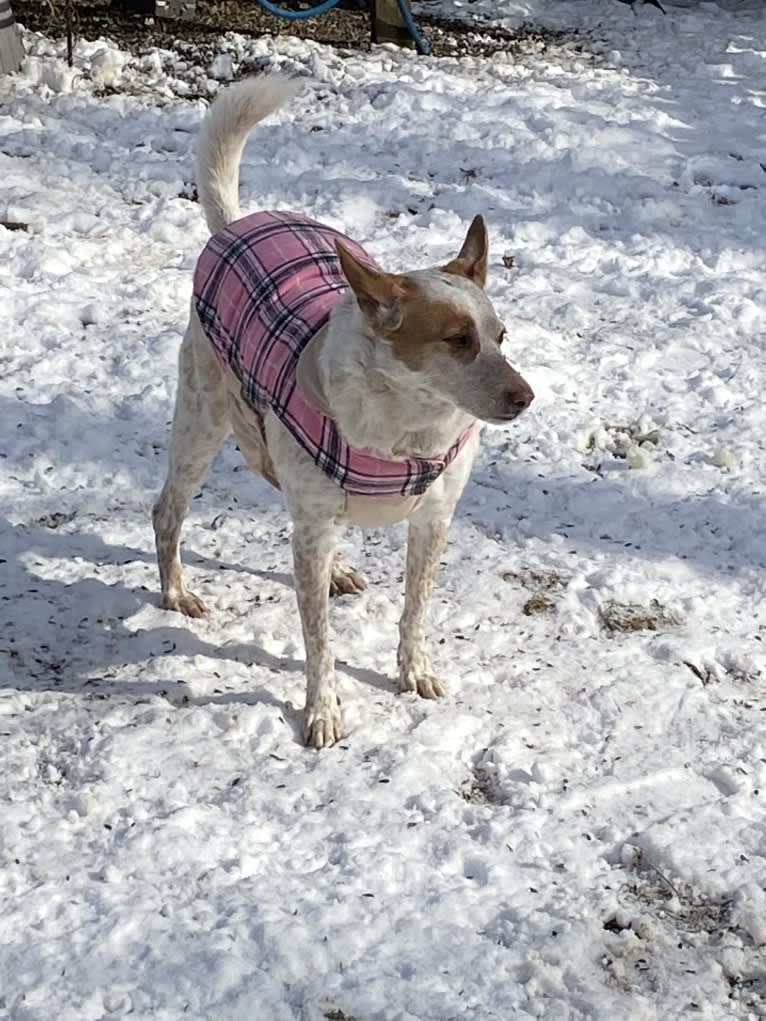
<box><xmin>300</xmin><ymin>295</ymin><xmax>473</xmax><ymax>459</ymax></box>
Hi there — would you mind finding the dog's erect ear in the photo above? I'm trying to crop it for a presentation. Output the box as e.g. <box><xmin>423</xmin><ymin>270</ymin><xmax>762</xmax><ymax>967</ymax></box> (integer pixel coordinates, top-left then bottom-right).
<box><xmin>442</xmin><ymin>214</ymin><xmax>489</xmax><ymax>289</ymax></box>
<box><xmin>336</xmin><ymin>241</ymin><xmax>403</xmax><ymax>332</ymax></box>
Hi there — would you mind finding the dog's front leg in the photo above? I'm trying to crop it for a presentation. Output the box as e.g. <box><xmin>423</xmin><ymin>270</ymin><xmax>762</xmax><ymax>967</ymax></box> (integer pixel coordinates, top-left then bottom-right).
<box><xmin>398</xmin><ymin>516</ymin><xmax>450</xmax><ymax>699</ymax></box>
<box><xmin>293</xmin><ymin>521</ymin><xmax>343</xmax><ymax>748</ymax></box>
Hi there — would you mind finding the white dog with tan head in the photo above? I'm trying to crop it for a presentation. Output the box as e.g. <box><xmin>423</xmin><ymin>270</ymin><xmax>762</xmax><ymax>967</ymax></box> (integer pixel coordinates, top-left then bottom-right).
<box><xmin>153</xmin><ymin>75</ymin><xmax>534</xmax><ymax>747</ymax></box>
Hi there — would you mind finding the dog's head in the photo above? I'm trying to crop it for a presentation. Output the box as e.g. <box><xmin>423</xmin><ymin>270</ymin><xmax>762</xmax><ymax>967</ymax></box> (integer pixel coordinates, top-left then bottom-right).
<box><xmin>336</xmin><ymin>215</ymin><xmax>534</xmax><ymax>425</ymax></box>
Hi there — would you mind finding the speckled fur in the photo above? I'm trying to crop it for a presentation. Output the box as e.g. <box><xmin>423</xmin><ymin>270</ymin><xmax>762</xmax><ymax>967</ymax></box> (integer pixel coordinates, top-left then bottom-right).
<box><xmin>152</xmin><ymin>76</ymin><xmax>534</xmax><ymax>748</ymax></box>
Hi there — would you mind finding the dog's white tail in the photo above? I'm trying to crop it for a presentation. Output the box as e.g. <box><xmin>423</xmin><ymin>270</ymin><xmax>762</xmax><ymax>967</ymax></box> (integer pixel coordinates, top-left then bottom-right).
<box><xmin>196</xmin><ymin>74</ymin><xmax>301</xmax><ymax>235</ymax></box>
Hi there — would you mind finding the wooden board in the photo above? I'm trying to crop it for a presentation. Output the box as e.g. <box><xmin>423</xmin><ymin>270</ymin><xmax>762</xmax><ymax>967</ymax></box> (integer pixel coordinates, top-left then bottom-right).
<box><xmin>372</xmin><ymin>0</ymin><xmax>414</xmax><ymax>49</ymax></box>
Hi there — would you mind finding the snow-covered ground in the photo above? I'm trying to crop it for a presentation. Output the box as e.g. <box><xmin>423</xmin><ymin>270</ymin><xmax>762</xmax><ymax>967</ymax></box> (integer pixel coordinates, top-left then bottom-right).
<box><xmin>2</xmin><ymin>2</ymin><xmax>766</xmax><ymax>1018</ymax></box>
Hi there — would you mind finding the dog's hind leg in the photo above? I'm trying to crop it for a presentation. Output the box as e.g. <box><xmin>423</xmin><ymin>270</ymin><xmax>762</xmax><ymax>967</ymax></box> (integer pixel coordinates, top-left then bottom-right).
<box><xmin>329</xmin><ymin>552</ymin><xmax>367</xmax><ymax>597</ymax></box>
<box><xmin>153</xmin><ymin>315</ymin><xmax>230</xmax><ymax>618</ymax></box>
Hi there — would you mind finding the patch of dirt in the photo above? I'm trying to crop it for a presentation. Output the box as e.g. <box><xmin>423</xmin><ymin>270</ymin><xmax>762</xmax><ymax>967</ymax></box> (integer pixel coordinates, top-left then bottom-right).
<box><xmin>682</xmin><ymin>655</ymin><xmax>761</xmax><ymax>688</ymax></box>
<box><xmin>502</xmin><ymin>568</ymin><xmax>565</xmax><ymax>592</ymax></box>
<box><xmin>583</xmin><ymin>419</ymin><xmax>663</xmax><ymax>472</ymax></box>
<box><xmin>601</xmin><ymin>855</ymin><xmax>766</xmax><ymax>1015</ymax></box>
<box><xmin>503</xmin><ymin>568</ymin><xmax>564</xmax><ymax>617</ymax></box>
<box><xmin>29</xmin><ymin>510</ymin><xmax>78</xmax><ymax>529</ymax></box>
<box><xmin>599</xmin><ymin>598</ymin><xmax>681</xmax><ymax>634</ymax></box>
<box><xmin>458</xmin><ymin>761</ymin><xmax>501</xmax><ymax>806</ymax></box>
<box><xmin>522</xmin><ymin>592</ymin><xmax>553</xmax><ymax>616</ymax></box>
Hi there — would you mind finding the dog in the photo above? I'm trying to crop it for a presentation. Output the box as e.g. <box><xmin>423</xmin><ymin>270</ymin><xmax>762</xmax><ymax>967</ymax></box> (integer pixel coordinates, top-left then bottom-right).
<box><xmin>152</xmin><ymin>75</ymin><xmax>534</xmax><ymax>748</ymax></box>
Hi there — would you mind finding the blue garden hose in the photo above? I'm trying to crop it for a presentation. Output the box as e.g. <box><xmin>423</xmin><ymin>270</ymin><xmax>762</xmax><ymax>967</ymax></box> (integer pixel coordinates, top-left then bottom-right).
<box><xmin>253</xmin><ymin>0</ymin><xmax>431</xmax><ymax>55</ymax></box>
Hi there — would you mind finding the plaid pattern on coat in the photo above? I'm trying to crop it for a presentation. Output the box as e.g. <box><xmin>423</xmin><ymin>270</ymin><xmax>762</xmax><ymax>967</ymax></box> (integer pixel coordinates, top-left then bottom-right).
<box><xmin>193</xmin><ymin>210</ymin><xmax>474</xmax><ymax>498</ymax></box>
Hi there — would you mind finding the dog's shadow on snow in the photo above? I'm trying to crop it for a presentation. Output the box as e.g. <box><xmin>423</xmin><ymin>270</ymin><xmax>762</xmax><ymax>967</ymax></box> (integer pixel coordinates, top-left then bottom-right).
<box><xmin>7</xmin><ymin>447</ymin><xmax>766</xmax><ymax>736</ymax></box>
<box><xmin>0</xmin><ymin>518</ymin><xmax>392</xmax><ymax>741</ymax></box>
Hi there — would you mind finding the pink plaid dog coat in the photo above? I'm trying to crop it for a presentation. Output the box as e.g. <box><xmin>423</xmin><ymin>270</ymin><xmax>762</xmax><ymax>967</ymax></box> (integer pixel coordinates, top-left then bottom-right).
<box><xmin>193</xmin><ymin>210</ymin><xmax>474</xmax><ymax>498</ymax></box>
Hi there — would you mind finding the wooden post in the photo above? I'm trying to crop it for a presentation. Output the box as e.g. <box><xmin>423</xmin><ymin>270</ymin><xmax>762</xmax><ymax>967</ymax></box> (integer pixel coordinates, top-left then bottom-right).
<box><xmin>0</xmin><ymin>0</ymin><xmax>24</xmax><ymax>74</ymax></box>
<box><xmin>372</xmin><ymin>0</ymin><xmax>414</xmax><ymax>49</ymax></box>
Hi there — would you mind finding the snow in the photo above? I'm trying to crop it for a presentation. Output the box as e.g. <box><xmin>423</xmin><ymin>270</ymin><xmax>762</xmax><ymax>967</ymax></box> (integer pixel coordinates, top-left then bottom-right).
<box><xmin>1</xmin><ymin>2</ymin><xmax>766</xmax><ymax>1018</ymax></box>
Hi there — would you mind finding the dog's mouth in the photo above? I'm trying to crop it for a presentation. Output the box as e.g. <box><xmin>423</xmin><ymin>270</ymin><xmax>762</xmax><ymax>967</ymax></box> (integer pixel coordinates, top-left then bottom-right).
<box><xmin>458</xmin><ymin>406</ymin><xmax>530</xmax><ymax>426</ymax></box>
<box><xmin>486</xmin><ymin>399</ymin><xmax>534</xmax><ymax>425</ymax></box>
<box><xmin>492</xmin><ymin>408</ymin><xmax>527</xmax><ymax>420</ymax></box>
<box><xmin>487</xmin><ymin>412</ymin><xmax>527</xmax><ymax>425</ymax></box>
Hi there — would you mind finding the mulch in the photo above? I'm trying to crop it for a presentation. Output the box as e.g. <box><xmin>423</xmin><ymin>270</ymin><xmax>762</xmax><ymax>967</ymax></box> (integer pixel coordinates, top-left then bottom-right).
<box><xmin>14</xmin><ymin>0</ymin><xmax>581</xmax><ymax>61</ymax></box>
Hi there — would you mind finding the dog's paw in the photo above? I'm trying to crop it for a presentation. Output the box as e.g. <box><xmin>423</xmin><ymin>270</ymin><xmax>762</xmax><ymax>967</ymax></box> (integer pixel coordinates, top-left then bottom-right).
<box><xmin>161</xmin><ymin>590</ymin><xmax>207</xmax><ymax>618</ymax></box>
<box><xmin>329</xmin><ymin>557</ymin><xmax>367</xmax><ymax>598</ymax></box>
<box><xmin>399</xmin><ymin>669</ymin><xmax>446</xmax><ymax>700</ymax></box>
<box><xmin>302</xmin><ymin>698</ymin><xmax>344</xmax><ymax>749</ymax></box>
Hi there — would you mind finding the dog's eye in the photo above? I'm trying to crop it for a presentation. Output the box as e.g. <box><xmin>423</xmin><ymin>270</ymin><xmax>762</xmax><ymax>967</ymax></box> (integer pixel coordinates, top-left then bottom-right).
<box><xmin>497</xmin><ymin>329</ymin><xmax>507</xmax><ymax>346</ymax></box>
<box><xmin>446</xmin><ymin>334</ymin><xmax>472</xmax><ymax>349</ymax></box>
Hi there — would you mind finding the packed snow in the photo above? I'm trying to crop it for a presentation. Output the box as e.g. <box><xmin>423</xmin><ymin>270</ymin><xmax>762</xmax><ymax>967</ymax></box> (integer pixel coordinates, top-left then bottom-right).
<box><xmin>1</xmin><ymin>2</ymin><xmax>766</xmax><ymax>1018</ymax></box>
